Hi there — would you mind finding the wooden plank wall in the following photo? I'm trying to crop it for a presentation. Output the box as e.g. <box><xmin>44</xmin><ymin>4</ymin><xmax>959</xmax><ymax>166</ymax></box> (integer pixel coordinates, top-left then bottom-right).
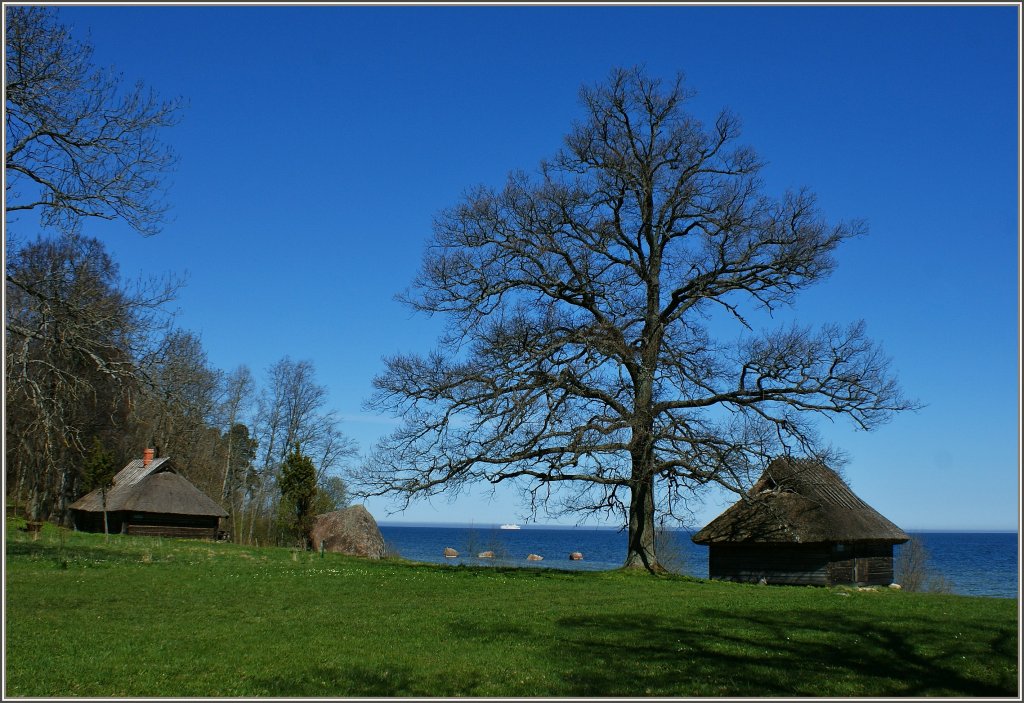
<box><xmin>710</xmin><ymin>542</ymin><xmax>895</xmax><ymax>586</ymax></box>
<box><xmin>709</xmin><ymin>544</ymin><xmax>831</xmax><ymax>586</ymax></box>
<box><xmin>73</xmin><ymin>511</ymin><xmax>220</xmax><ymax>540</ymax></box>
<box><xmin>125</xmin><ymin>524</ymin><xmax>217</xmax><ymax>539</ymax></box>
<box><xmin>828</xmin><ymin>543</ymin><xmax>894</xmax><ymax>586</ymax></box>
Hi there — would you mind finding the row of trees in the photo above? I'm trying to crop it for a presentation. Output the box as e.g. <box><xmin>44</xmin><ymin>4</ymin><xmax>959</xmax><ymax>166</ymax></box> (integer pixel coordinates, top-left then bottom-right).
<box><xmin>4</xmin><ymin>7</ymin><xmax>353</xmax><ymax>546</ymax></box>
<box><xmin>4</xmin><ymin>229</ymin><xmax>354</xmax><ymax>544</ymax></box>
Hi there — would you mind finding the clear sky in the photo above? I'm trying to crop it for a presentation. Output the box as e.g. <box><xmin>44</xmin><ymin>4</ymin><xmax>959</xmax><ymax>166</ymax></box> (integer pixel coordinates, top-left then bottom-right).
<box><xmin>40</xmin><ymin>3</ymin><xmax>1020</xmax><ymax>531</ymax></box>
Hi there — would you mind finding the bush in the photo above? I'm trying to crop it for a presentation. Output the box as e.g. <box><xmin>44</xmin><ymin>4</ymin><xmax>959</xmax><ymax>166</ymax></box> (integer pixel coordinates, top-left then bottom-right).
<box><xmin>896</xmin><ymin>537</ymin><xmax>952</xmax><ymax>593</ymax></box>
<box><xmin>654</xmin><ymin>524</ymin><xmax>688</xmax><ymax>575</ymax></box>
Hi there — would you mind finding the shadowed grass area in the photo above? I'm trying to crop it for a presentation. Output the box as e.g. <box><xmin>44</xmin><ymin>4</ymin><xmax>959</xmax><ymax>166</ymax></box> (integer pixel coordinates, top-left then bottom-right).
<box><xmin>4</xmin><ymin>521</ymin><xmax>1018</xmax><ymax>697</ymax></box>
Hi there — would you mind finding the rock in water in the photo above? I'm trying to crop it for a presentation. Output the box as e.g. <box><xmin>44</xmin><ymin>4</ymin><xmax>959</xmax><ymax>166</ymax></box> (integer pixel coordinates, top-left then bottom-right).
<box><xmin>310</xmin><ymin>506</ymin><xmax>386</xmax><ymax>559</ymax></box>
<box><xmin>444</xmin><ymin>547</ymin><xmax>459</xmax><ymax>558</ymax></box>
<box><xmin>478</xmin><ymin>551</ymin><xmax>494</xmax><ymax>558</ymax></box>
<box><xmin>569</xmin><ymin>552</ymin><xmax>584</xmax><ymax>561</ymax></box>
<box><xmin>526</xmin><ymin>553</ymin><xmax>543</xmax><ymax>561</ymax></box>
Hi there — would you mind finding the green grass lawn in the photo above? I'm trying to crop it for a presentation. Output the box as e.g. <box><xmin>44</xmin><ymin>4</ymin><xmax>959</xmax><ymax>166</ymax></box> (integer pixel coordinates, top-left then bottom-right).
<box><xmin>4</xmin><ymin>520</ymin><xmax>1018</xmax><ymax>697</ymax></box>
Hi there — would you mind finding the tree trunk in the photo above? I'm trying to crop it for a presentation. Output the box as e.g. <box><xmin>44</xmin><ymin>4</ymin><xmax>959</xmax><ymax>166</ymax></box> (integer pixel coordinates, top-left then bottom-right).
<box><xmin>221</xmin><ymin>438</ymin><xmax>233</xmax><ymax>503</ymax></box>
<box><xmin>623</xmin><ymin>474</ymin><xmax>665</xmax><ymax>573</ymax></box>
<box><xmin>57</xmin><ymin>466</ymin><xmax>76</xmax><ymax>527</ymax></box>
<box><xmin>101</xmin><ymin>486</ymin><xmax>109</xmax><ymax>541</ymax></box>
<box><xmin>30</xmin><ymin>476</ymin><xmax>49</xmax><ymax>522</ymax></box>
<box><xmin>246</xmin><ymin>473</ymin><xmax>269</xmax><ymax>544</ymax></box>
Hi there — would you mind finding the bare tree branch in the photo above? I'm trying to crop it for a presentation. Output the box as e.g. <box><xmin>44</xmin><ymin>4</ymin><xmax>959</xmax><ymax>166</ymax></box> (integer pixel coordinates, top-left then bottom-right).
<box><xmin>5</xmin><ymin>6</ymin><xmax>182</xmax><ymax>237</ymax></box>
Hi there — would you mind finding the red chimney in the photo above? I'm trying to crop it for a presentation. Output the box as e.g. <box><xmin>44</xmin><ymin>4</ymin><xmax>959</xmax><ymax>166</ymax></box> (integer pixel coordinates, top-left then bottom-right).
<box><xmin>143</xmin><ymin>448</ymin><xmax>155</xmax><ymax>467</ymax></box>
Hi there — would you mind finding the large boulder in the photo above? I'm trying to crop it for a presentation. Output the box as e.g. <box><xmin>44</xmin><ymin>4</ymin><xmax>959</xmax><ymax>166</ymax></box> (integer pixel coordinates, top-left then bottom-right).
<box><xmin>310</xmin><ymin>505</ymin><xmax>386</xmax><ymax>559</ymax></box>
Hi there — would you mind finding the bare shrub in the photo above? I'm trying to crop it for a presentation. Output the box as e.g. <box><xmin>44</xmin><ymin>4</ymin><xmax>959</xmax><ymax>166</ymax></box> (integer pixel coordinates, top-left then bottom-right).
<box><xmin>896</xmin><ymin>536</ymin><xmax>953</xmax><ymax>593</ymax></box>
<box><xmin>654</xmin><ymin>523</ymin><xmax>688</xmax><ymax>576</ymax></box>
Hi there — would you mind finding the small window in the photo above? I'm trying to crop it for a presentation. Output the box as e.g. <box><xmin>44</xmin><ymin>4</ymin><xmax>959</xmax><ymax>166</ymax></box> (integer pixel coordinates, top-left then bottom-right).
<box><xmin>835</xmin><ymin>543</ymin><xmax>846</xmax><ymax>552</ymax></box>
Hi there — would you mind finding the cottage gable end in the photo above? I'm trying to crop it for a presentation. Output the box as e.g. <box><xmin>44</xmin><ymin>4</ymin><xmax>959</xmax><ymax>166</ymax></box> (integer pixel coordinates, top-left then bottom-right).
<box><xmin>693</xmin><ymin>456</ymin><xmax>908</xmax><ymax>545</ymax></box>
<box><xmin>692</xmin><ymin>456</ymin><xmax>909</xmax><ymax>587</ymax></box>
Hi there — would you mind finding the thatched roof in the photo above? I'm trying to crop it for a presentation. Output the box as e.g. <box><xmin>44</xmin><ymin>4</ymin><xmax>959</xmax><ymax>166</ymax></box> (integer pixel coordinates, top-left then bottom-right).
<box><xmin>692</xmin><ymin>457</ymin><xmax>908</xmax><ymax>545</ymax></box>
<box><xmin>70</xmin><ymin>457</ymin><xmax>227</xmax><ymax>518</ymax></box>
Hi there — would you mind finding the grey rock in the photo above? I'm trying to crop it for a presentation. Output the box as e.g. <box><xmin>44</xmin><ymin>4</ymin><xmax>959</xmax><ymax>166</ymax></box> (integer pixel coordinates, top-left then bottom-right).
<box><xmin>310</xmin><ymin>505</ymin><xmax>386</xmax><ymax>559</ymax></box>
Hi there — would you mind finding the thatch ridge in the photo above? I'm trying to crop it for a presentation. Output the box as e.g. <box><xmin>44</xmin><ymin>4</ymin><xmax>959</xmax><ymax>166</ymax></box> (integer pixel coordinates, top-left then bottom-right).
<box><xmin>692</xmin><ymin>457</ymin><xmax>908</xmax><ymax>545</ymax></box>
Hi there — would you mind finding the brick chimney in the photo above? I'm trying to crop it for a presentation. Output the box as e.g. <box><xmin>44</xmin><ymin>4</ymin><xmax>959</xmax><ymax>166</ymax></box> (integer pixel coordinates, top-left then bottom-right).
<box><xmin>143</xmin><ymin>448</ymin><xmax>155</xmax><ymax>467</ymax></box>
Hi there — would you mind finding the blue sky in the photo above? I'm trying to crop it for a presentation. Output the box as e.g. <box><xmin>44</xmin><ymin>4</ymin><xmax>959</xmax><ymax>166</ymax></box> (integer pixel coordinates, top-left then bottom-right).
<box><xmin>41</xmin><ymin>4</ymin><xmax>1019</xmax><ymax>531</ymax></box>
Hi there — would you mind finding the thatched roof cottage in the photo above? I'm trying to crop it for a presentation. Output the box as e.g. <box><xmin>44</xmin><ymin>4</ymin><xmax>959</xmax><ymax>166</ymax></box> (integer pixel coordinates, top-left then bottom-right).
<box><xmin>692</xmin><ymin>457</ymin><xmax>909</xmax><ymax>586</ymax></box>
<box><xmin>70</xmin><ymin>449</ymin><xmax>227</xmax><ymax>539</ymax></box>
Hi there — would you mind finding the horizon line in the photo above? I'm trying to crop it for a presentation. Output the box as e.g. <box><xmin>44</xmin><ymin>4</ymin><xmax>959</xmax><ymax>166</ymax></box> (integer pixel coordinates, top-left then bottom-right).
<box><xmin>375</xmin><ymin>520</ymin><xmax>1019</xmax><ymax>534</ymax></box>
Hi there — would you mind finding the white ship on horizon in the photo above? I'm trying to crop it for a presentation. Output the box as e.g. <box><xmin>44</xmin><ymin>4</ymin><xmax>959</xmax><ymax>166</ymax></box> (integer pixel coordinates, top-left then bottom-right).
<box><xmin>499</xmin><ymin>523</ymin><xmax>521</xmax><ymax>530</ymax></box>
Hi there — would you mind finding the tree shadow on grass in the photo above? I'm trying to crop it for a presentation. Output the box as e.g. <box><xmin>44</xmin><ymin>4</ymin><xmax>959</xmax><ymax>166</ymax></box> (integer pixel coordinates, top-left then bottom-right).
<box><xmin>251</xmin><ymin>664</ymin><xmax>420</xmax><ymax>697</ymax></box>
<box><xmin>549</xmin><ymin>606</ymin><xmax>1018</xmax><ymax>697</ymax></box>
<box><xmin>6</xmin><ymin>539</ymin><xmax>134</xmax><ymax>565</ymax></box>
<box><xmin>247</xmin><ymin>602</ymin><xmax>1016</xmax><ymax>697</ymax></box>
<box><xmin>250</xmin><ymin>661</ymin><xmax>514</xmax><ymax>698</ymax></box>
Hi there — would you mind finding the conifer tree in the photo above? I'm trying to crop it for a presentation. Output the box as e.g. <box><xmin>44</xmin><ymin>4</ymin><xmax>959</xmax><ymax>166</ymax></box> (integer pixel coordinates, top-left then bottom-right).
<box><xmin>279</xmin><ymin>444</ymin><xmax>317</xmax><ymax>549</ymax></box>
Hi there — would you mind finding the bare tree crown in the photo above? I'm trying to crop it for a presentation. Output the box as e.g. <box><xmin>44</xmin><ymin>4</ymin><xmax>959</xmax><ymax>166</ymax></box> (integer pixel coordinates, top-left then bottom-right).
<box><xmin>359</xmin><ymin>67</ymin><xmax>915</xmax><ymax>568</ymax></box>
<box><xmin>5</xmin><ymin>6</ymin><xmax>181</xmax><ymax>237</ymax></box>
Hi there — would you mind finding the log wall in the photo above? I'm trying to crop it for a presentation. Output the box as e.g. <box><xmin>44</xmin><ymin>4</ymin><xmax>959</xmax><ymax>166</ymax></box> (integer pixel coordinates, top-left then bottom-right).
<box><xmin>827</xmin><ymin>542</ymin><xmax>894</xmax><ymax>586</ymax></box>
<box><xmin>72</xmin><ymin>510</ymin><xmax>219</xmax><ymax>540</ymax></box>
<box><xmin>125</xmin><ymin>524</ymin><xmax>217</xmax><ymax>539</ymax></box>
<box><xmin>709</xmin><ymin>542</ymin><xmax>896</xmax><ymax>586</ymax></box>
<box><xmin>709</xmin><ymin>544</ymin><xmax>831</xmax><ymax>586</ymax></box>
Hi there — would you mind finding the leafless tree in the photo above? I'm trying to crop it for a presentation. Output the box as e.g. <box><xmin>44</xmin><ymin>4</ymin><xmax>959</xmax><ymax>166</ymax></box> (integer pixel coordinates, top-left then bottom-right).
<box><xmin>5</xmin><ymin>234</ymin><xmax>175</xmax><ymax>521</ymax></box>
<box><xmin>217</xmin><ymin>365</ymin><xmax>256</xmax><ymax>508</ymax></box>
<box><xmin>358</xmin><ymin>67</ymin><xmax>917</xmax><ymax>572</ymax></box>
<box><xmin>127</xmin><ymin>330</ymin><xmax>224</xmax><ymax>495</ymax></box>
<box><xmin>5</xmin><ymin>6</ymin><xmax>181</xmax><ymax>238</ymax></box>
<box><xmin>243</xmin><ymin>358</ymin><xmax>357</xmax><ymax>544</ymax></box>
<box><xmin>896</xmin><ymin>537</ymin><xmax>953</xmax><ymax>593</ymax></box>
<box><xmin>4</xmin><ymin>6</ymin><xmax>182</xmax><ymax>522</ymax></box>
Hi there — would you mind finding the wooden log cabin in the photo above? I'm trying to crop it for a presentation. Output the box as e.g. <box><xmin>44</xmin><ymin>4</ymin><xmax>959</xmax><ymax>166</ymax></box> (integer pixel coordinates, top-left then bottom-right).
<box><xmin>69</xmin><ymin>449</ymin><xmax>227</xmax><ymax>539</ymax></box>
<box><xmin>692</xmin><ymin>457</ymin><xmax>909</xmax><ymax>586</ymax></box>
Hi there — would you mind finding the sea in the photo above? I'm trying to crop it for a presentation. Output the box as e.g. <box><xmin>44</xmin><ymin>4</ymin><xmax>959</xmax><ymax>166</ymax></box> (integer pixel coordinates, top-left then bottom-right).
<box><xmin>378</xmin><ymin>523</ymin><xmax>1019</xmax><ymax>599</ymax></box>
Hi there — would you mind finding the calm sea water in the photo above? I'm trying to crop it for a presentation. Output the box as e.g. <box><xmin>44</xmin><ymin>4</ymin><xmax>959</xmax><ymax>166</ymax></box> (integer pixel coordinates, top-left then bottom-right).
<box><xmin>378</xmin><ymin>524</ymin><xmax>1018</xmax><ymax>599</ymax></box>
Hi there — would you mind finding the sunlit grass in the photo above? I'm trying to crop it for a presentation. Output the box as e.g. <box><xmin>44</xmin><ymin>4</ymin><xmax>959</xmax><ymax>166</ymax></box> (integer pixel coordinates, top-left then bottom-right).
<box><xmin>4</xmin><ymin>520</ymin><xmax>1017</xmax><ymax>697</ymax></box>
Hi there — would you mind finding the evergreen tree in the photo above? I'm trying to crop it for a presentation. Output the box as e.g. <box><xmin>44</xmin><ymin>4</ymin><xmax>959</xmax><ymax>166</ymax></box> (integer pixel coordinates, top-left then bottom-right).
<box><xmin>81</xmin><ymin>437</ymin><xmax>117</xmax><ymax>538</ymax></box>
<box><xmin>279</xmin><ymin>444</ymin><xmax>317</xmax><ymax>549</ymax></box>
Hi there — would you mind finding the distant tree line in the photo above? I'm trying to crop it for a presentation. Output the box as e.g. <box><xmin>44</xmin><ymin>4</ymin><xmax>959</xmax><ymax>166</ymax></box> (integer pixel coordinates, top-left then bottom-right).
<box><xmin>4</xmin><ymin>6</ymin><xmax>354</xmax><ymax>546</ymax></box>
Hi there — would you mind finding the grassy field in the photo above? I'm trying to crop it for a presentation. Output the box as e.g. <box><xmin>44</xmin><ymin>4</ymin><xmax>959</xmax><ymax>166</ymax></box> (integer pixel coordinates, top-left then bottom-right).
<box><xmin>4</xmin><ymin>520</ymin><xmax>1018</xmax><ymax>697</ymax></box>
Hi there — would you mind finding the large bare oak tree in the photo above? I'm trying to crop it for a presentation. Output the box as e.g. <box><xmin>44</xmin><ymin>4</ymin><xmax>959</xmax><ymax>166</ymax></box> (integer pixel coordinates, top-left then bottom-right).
<box><xmin>4</xmin><ymin>6</ymin><xmax>182</xmax><ymax>521</ymax></box>
<box><xmin>357</xmin><ymin>67</ymin><xmax>916</xmax><ymax>572</ymax></box>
